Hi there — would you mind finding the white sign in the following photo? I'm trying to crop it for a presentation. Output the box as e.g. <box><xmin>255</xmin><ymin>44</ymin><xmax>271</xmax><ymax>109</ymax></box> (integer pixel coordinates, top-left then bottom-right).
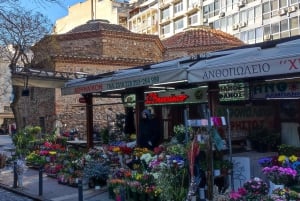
<box><xmin>189</xmin><ymin>56</ymin><xmax>300</xmax><ymax>83</ymax></box>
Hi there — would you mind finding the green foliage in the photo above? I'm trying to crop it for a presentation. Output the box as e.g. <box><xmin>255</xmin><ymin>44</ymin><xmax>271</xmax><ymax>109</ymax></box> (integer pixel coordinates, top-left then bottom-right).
<box><xmin>173</xmin><ymin>124</ymin><xmax>192</xmax><ymax>143</ymax></box>
<box><xmin>12</xmin><ymin>126</ymin><xmax>40</xmax><ymax>157</ymax></box>
<box><xmin>155</xmin><ymin>165</ymin><xmax>189</xmax><ymax>201</ymax></box>
<box><xmin>248</xmin><ymin>128</ymin><xmax>280</xmax><ymax>146</ymax></box>
<box><xmin>101</xmin><ymin>128</ymin><xmax>109</xmax><ymax>144</ymax></box>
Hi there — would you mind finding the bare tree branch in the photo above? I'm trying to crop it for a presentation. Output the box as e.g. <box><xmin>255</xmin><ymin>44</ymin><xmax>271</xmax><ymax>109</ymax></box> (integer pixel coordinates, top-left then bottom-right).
<box><xmin>0</xmin><ymin>7</ymin><xmax>52</xmax><ymax>67</ymax></box>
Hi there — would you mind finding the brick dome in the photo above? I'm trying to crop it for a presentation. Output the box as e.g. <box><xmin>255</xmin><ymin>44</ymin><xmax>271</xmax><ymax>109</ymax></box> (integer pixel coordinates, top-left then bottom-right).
<box><xmin>162</xmin><ymin>26</ymin><xmax>244</xmax><ymax>49</ymax></box>
<box><xmin>67</xmin><ymin>19</ymin><xmax>131</xmax><ymax>34</ymax></box>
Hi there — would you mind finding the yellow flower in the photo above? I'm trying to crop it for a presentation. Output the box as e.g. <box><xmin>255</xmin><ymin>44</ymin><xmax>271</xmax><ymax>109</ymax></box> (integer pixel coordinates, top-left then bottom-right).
<box><xmin>113</xmin><ymin>147</ymin><xmax>120</xmax><ymax>153</ymax></box>
<box><xmin>49</xmin><ymin>151</ymin><xmax>56</xmax><ymax>155</ymax></box>
<box><xmin>289</xmin><ymin>155</ymin><xmax>298</xmax><ymax>162</ymax></box>
<box><xmin>278</xmin><ymin>155</ymin><xmax>287</xmax><ymax>163</ymax></box>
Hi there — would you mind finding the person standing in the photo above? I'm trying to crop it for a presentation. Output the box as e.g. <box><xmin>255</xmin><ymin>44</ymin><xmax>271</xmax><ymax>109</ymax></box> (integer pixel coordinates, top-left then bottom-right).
<box><xmin>138</xmin><ymin>109</ymin><xmax>161</xmax><ymax>150</ymax></box>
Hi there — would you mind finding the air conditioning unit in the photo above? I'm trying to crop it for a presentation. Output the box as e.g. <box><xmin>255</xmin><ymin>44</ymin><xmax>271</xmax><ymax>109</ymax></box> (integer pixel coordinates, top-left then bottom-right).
<box><xmin>239</xmin><ymin>22</ymin><xmax>247</xmax><ymax>27</ymax></box>
<box><xmin>279</xmin><ymin>9</ymin><xmax>287</xmax><ymax>16</ymax></box>
<box><xmin>263</xmin><ymin>34</ymin><xmax>273</xmax><ymax>41</ymax></box>
<box><xmin>219</xmin><ymin>12</ymin><xmax>225</xmax><ymax>18</ymax></box>
<box><xmin>288</xmin><ymin>5</ymin><xmax>297</xmax><ymax>13</ymax></box>
<box><xmin>238</xmin><ymin>0</ymin><xmax>246</xmax><ymax>8</ymax></box>
<box><xmin>203</xmin><ymin>18</ymin><xmax>208</xmax><ymax>23</ymax></box>
<box><xmin>232</xmin><ymin>24</ymin><xmax>239</xmax><ymax>30</ymax></box>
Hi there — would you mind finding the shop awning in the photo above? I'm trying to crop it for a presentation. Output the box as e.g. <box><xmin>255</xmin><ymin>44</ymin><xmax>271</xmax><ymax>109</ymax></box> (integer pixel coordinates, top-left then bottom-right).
<box><xmin>61</xmin><ymin>57</ymin><xmax>192</xmax><ymax>96</ymax></box>
<box><xmin>188</xmin><ymin>39</ymin><xmax>300</xmax><ymax>83</ymax></box>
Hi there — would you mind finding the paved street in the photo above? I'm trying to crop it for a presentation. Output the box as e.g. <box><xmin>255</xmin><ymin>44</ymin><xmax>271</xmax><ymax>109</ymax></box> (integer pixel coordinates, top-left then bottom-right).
<box><xmin>0</xmin><ymin>134</ymin><xmax>113</xmax><ymax>201</ymax></box>
<box><xmin>0</xmin><ymin>187</ymin><xmax>33</xmax><ymax>201</ymax></box>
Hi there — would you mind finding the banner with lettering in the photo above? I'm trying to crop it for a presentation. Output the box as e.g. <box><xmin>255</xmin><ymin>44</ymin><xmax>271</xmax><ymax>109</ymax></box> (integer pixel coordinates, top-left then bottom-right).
<box><xmin>251</xmin><ymin>81</ymin><xmax>300</xmax><ymax>99</ymax></box>
<box><xmin>145</xmin><ymin>87</ymin><xmax>208</xmax><ymax>105</ymax></box>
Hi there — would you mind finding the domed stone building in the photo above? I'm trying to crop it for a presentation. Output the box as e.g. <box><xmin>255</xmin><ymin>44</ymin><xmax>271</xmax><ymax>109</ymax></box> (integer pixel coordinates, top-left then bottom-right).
<box><xmin>16</xmin><ymin>20</ymin><xmax>243</xmax><ymax>136</ymax></box>
<box><xmin>162</xmin><ymin>26</ymin><xmax>244</xmax><ymax>60</ymax></box>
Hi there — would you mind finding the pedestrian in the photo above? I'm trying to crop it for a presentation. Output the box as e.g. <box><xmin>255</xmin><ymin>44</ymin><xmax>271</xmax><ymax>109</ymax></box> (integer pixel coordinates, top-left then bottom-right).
<box><xmin>137</xmin><ymin>109</ymin><xmax>161</xmax><ymax>150</ymax></box>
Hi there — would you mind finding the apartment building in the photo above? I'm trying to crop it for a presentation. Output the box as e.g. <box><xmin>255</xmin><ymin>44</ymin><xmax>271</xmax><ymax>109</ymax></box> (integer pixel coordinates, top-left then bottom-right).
<box><xmin>128</xmin><ymin>0</ymin><xmax>300</xmax><ymax>44</ymax></box>
<box><xmin>53</xmin><ymin>0</ymin><xmax>133</xmax><ymax>34</ymax></box>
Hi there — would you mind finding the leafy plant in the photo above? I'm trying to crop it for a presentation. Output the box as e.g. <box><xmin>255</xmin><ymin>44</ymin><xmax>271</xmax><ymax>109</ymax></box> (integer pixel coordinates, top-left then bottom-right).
<box><xmin>155</xmin><ymin>165</ymin><xmax>189</xmax><ymax>201</ymax></box>
<box><xmin>12</xmin><ymin>126</ymin><xmax>39</xmax><ymax>157</ymax></box>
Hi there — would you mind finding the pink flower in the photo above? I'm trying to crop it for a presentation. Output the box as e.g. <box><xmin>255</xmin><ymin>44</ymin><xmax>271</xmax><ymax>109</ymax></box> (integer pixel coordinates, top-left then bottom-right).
<box><xmin>229</xmin><ymin>190</ymin><xmax>243</xmax><ymax>200</ymax></box>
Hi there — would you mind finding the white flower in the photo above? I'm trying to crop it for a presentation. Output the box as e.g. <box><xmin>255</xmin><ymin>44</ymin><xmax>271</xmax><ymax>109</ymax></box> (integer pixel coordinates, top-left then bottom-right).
<box><xmin>140</xmin><ymin>153</ymin><xmax>153</xmax><ymax>164</ymax></box>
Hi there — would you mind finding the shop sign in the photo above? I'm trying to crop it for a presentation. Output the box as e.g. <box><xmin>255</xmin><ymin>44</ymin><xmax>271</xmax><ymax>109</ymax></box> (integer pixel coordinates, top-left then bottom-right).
<box><xmin>189</xmin><ymin>55</ymin><xmax>300</xmax><ymax>82</ymax></box>
<box><xmin>105</xmin><ymin>75</ymin><xmax>160</xmax><ymax>91</ymax></box>
<box><xmin>78</xmin><ymin>97</ymin><xmax>86</xmax><ymax>103</ymax></box>
<box><xmin>219</xmin><ymin>82</ymin><xmax>249</xmax><ymax>101</ymax></box>
<box><xmin>74</xmin><ymin>83</ymin><xmax>103</xmax><ymax>94</ymax></box>
<box><xmin>251</xmin><ymin>81</ymin><xmax>300</xmax><ymax>99</ymax></box>
<box><xmin>145</xmin><ymin>87</ymin><xmax>208</xmax><ymax>105</ymax></box>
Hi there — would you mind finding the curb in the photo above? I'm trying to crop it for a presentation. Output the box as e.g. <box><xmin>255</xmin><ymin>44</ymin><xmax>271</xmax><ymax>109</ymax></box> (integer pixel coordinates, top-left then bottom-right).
<box><xmin>0</xmin><ymin>183</ymin><xmax>51</xmax><ymax>201</ymax></box>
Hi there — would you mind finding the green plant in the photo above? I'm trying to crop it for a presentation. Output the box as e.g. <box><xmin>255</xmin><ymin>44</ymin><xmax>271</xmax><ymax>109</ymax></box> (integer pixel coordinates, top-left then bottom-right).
<box><xmin>278</xmin><ymin>144</ymin><xmax>295</xmax><ymax>156</ymax></box>
<box><xmin>214</xmin><ymin>160</ymin><xmax>222</xmax><ymax>169</ymax></box>
<box><xmin>101</xmin><ymin>128</ymin><xmax>109</xmax><ymax>144</ymax></box>
<box><xmin>248</xmin><ymin>128</ymin><xmax>280</xmax><ymax>147</ymax></box>
<box><xmin>173</xmin><ymin>124</ymin><xmax>192</xmax><ymax>143</ymax></box>
<box><xmin>155</xmin><ymin>165</ymin><xmax>189</xmax><ymax>201</ymax></box>
<box><xmin>221</xmin><ymin>160</ymin><xmax>233</xmax><ymax>170</ymax></box>
<box><xmin>12</xmin><ymin>126</ymin><xmax>38</xmax><ymax>157</ymax></box>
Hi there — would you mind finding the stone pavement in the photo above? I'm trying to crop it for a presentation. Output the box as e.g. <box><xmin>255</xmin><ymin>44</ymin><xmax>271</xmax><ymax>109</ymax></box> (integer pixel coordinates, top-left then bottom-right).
<box><xmin>0</xmin><ymin>134</ymin><xmax>114</xmax><ymax>201</ymax></box>
<box><xmin>0</xmin><ymin>166</ymin><xmax>114</xmax><ymax>201</ymax></box>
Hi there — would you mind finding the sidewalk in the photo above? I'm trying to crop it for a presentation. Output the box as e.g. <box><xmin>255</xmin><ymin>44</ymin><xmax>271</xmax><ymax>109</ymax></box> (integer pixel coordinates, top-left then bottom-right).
<box><xmin>0</xmin><ymin>165</ymin><xmax>114</xmax><ymax>201</ymax></box>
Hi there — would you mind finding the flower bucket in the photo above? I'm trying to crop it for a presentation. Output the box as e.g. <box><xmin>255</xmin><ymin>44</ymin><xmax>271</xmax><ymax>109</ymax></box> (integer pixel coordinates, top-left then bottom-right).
<box><xmin>214</xmin><ymin>169</ymin><xmax>221</xmax><ymax>177</ymax></box>
<box><xmin>269</xmin><ymin>181</ymin><xmax>284</xmax><ymax>195</ymax></box>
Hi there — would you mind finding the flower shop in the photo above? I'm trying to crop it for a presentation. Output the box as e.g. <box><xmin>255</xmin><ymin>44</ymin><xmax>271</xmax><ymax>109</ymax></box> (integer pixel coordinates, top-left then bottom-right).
<box><xmin>55</xmin><ymin>38</ymin><xmax>300</xmax><ymax>200</ymax></box>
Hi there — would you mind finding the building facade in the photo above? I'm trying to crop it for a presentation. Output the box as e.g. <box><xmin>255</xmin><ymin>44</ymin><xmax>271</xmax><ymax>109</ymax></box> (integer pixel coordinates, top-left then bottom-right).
<box><xmin>53</xmin><ymin>0</ymin><xmax>133</xmax><ymax>34</ymax></box>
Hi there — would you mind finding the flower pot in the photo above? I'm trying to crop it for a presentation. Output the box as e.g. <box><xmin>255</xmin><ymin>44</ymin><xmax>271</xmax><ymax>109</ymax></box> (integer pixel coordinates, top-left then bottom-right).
<box><xmin>269</xmin><ymin>181</ymin><xmax>284</xmax><ymax>194</ymax></box>
<box><xmin>214</xmin><ymin>169</ymin><xmax>221</xmax><ymax>177</ymax></box>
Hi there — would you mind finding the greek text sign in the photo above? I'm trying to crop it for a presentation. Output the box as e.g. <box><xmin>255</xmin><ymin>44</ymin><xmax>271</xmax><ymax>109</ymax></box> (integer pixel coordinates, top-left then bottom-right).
<box><xmin>219</xmin><ymin>82</ymin><xmax>249</xmax><ymax>101</ymax></box>
<box><xmin>189</xmin><ymin>56</ymin><xmax>300</xmax><ymax>82</ymax></box>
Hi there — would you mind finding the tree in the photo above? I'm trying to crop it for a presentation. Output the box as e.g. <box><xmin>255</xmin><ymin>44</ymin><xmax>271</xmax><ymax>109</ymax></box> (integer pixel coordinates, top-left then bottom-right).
<box><xmin>0</xmin><ymin>5</ymin><xmax>53</xmax><ymax>130</ymax></box>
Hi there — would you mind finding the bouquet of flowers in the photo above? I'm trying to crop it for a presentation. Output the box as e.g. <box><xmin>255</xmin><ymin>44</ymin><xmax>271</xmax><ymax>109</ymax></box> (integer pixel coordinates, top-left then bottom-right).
<box><xmin>262</xmin><ymin>166</ymin><xmax>297</xmax><ymax>185</ymax></box>
<box><xmin>229</xmin><ymin>177</ymin><xmax>269</xmax><ymax>201</ymax></box>
<box><xmin>243</xmin><ymin>177</ymin><xmax>269</xmax><ymax>195</ymax></box>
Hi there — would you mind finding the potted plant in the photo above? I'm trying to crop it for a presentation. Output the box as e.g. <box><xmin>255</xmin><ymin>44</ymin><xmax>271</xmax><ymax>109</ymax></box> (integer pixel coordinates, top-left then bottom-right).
<box><xmin>83</xmin><ymin>160</ymin><xmax>110</xmax><ymax>189</ymax></box>
<box><xmin>221</xmin><ymin>159</ymin><xmax>233</xmax><ymax>175</ymax></box>
<box><xmin>248</xmin><ymin>128</ymin><xmax>280</xmax><ymax>152</ymax></box>
<box><xmin>213</xmin><ymin>160</ymin><xmax>222</xmax><ymax>176</ymax></box>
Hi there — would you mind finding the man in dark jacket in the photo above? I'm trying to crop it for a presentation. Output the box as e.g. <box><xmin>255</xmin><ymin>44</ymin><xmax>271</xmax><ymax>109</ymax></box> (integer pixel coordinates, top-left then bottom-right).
<box><xmin>138</xmin><ymin>109</ymin><xmax>160</xmax><ymax>150</ymax></box>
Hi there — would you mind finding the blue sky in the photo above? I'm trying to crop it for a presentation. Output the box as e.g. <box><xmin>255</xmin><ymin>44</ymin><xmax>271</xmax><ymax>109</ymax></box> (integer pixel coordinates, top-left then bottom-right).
<box><xmin>19</xmin><ymin>0</ymin><xmax>83</xmax><ymax>24</ymax></box>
